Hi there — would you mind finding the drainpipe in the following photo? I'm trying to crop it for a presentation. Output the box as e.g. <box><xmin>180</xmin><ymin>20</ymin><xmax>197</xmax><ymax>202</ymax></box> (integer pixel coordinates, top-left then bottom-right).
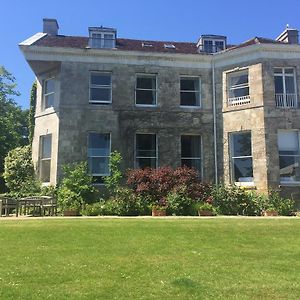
<box><xmin>212</xmin><ymin>58</ymin><xmax>218</xmax><ymax>184</ymax></box>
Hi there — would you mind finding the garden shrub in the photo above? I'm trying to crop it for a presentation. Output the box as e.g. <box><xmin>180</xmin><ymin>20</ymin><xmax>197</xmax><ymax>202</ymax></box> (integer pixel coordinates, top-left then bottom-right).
<box><xmin>266</xmin><ymin>190</ymin><xmax>295</xmax><ymax>216</ymax></box>
<box><xmin>3</xmin><ymin>145</ymin><xmax>41</xmax><ymax>196</ymax></box>
<box><xmin>57</xmin><ymin>162</ymin><xmax>98</xmax><ymax>211</ymax></box>
<box><xmin>167</xmin><ymin>186</ymin><xmax>196</xmax><ymax>216</ymax></box>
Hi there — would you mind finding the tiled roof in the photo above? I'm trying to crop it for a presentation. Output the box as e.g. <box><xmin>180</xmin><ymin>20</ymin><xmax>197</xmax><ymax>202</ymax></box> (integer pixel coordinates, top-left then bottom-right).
<box><xmin>32</xmin><ymin>34</ymin><xmax>283</xmax><ymax>54</ymax></box>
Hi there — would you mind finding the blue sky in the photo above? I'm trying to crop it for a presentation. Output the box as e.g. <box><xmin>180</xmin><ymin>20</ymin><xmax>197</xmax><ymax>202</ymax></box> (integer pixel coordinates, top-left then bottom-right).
<box><xmin>2</xmin><ymin>0</ymin><xmax>300</xmax><ymax>109</ymax></box>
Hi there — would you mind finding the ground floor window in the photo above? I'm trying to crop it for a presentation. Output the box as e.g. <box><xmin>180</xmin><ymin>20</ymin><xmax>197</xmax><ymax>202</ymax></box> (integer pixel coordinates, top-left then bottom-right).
<box><xmin>40</xmin><ymin>134</ymin><xmax>52</xmax><ymax>183</ymax></box>
<box><xmin>181</xmin><ymin>135</ymin><xmax>202</xmax><ymax>177</ymax></box>
<box><xmin>88</xmin><ymin>133</ymin><xmax>111</xmax><ymax>184</ymax></box>
<box><xmin>278</xmin><ymin>130</ymin><xmax>300</xmax><ymax>184</ymax></box>
<box><xmin>230</xmin><ymin>132</ymin><xmax>253</xmax><ymax>183</ymax></box>
<box><xmin>135</xmin><ymin>133</ymin><xmax>157</xmax><ymax>168</ymax></box>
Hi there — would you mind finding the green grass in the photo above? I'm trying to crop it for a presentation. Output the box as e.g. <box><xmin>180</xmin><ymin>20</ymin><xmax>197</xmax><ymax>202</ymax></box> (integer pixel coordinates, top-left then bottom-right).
<box><xmin>0</xmin><ymin>218</ymin><xmax>300</xmax><ymax>299</ymax></box>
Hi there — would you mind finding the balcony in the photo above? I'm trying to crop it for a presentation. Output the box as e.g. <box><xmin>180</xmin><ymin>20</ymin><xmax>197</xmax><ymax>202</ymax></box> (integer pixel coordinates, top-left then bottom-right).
<box><xmin>275</xmin><ymin>93</ymin><xmax>297</xmax><ymax>108</ymax></box>
<box><xmin>227</xmin><ymin>95</ymin><xmax>251</xmax><ymax>107</ymax></box>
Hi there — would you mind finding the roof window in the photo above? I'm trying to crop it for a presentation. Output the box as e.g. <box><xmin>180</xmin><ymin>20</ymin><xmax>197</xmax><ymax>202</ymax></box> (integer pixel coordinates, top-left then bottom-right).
<box><xmin>88</xmin><ymin>26</ymin><xmax>117</xmax><ymax>49</ymax></box>
<box><xmin>164</xmin><ymin>43</ymin><xmax>176</xmax><ymax>49</ymax></box>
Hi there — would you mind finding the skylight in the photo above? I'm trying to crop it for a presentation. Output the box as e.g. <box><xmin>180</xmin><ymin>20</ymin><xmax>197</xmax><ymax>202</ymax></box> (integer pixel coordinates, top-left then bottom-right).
<box><xmin>164</xmin><ymin>44</ymin><xmax>176</xmax><ymax>49</ymax></box>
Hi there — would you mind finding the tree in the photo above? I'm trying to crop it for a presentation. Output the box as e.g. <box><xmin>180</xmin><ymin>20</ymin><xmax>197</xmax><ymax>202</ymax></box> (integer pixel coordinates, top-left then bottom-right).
<box><xmin>3</xmin><ymin>145</ymin><xmax>40</xmax><ymax>196</ymax></box>
<box><xmin>0</xmin><ymin>66</ymin><xmax>28</xmax><ymax>192</ymax></box>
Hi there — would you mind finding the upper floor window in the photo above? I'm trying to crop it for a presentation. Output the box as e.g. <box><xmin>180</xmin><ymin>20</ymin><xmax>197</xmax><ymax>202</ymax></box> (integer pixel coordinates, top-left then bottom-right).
<box><xmin>40</xmin><ymin>134</ymin><xmax>52</xmax><ymax>183</ymax></box>
<box><xmin>43</xmin><ymin>78</ymin><xmax>54</xmax><ymax>109</ymax></box>
<box><xmin>135</xmin><ymin>133</ymin><xmax>157</xmax><ymax>168</ymax></box>
<box><xmin>88</xmin><ymin>27</ymin><xmax>116</xmax><ymax>49</ymax></box>
<box><xmin>181</xmin><ymin>135</ymin><xmax>202</xmax><ymax>177</ymax></box>
<box><xmin>89</xmin><ymin>72</ymin><xmax>112</xmax><ymax>104</ymax></box>
<box><xmin>88</xmin><ymin>133</ymin><xmax>111</xmax><ymax>184</ymax></box>
<box><xmin>180</xmin><ymin>77</ymin><xmax>201</xmax><ymax>107</ymax></box>
<box><xmin>230</xmin><ymin>132</ymin><xmax>253</xmax><ymax>185</ymax></box>
<box><xmin>202</xmin><ymin>39</ymin><xmax>225</xmax><ymax>53</ymax></box>
<box><xmin>227</xmin><ymin>70</ymin><xmax>250</xmax><ymax>106</ymax></box>
<box><xmin>278</xmin><ymin>130</ymin><xmax>300</xmax><ymax>184</ymax></box>
<box><xmin>274</xmin><ymin>68</ymin><xmax>297</xmax><ymax>108</ymax></box>
<box><xmin>135</xmin><ymin>74</ymin><xmax>157</xmax><ymax>106</ymax></box>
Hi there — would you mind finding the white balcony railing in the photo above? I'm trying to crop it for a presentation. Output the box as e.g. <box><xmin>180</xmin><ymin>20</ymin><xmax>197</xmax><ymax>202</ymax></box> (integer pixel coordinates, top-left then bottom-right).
<box><xmin>227</xmin><ymin>95</ymin><xmax>251</xmax><ymax>107</ymax></box>
<box><xmin>275</xmin><ymin>93</ymin><xmax>297</xmax><ymax>108</ymax></box>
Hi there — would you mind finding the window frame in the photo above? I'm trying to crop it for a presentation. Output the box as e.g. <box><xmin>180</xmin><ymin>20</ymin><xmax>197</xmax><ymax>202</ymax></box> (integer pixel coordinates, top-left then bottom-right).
<box><xmin>89</xmin><ymin>32</ymin><xmax>116</xmax><ymax>49</ymax></box>
<box><xmin>180</xmin><ymin>76</ymin><xmax>201</xmax><ymax>107</ymax></box>
<box><xmin>89</xmin><ymin>71</ymin><xmax>112</xmax><ymax>104</ymax></box>
<box><xmin>39</xmin><ymin>134</ymin><xmax>52</xmax><ymax>183</ymax></box>
<box><xmin>180</xmin><ymin>134</ymin><xmax>203</xmax><ymax>179</ymax></box>
<box><xmin>43</xmin><ymin>77</ymin><xmax>55</xmax><ymax>110</ymax></box>
<box><xmin>87</xmin><ymin>132</ymin><xmax>111</xmax><ymax>184</ymax></box>
<box><xmin>135</xmin><ymin>74</ymin><xmax>157</xmax><ymax>107</ymax></box>
<box><xmin>134</xmin><ymin>133</ymin><xmax>158</xmax><ymax>168</ymax></box>
<box><xmin>229</xmin><ymin>131</ymin><xmax>254</xmax><ymax>186</ymax></box>
<box><xmin>278</xmin><ymin>130</ymin><xmax>300</xmax><ymax>185</ymax></box>
<box><xmin>202</xmin><ymin>39</ymin><xmax>225</xmax><ymax>53</ymax></box>
<box><xmin>274</xmin><ymin>67</ymin><xmax>297</xmax><ymax>108</ymax></box>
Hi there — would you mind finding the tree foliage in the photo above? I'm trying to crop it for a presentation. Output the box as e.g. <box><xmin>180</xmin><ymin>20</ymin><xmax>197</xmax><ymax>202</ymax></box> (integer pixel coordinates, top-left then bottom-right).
<box><xmin>0</xmin><ymin>66</ymin><xmax>29</xmax><ymax>191</ymax></box>
<box><xmin>3</xmin><ymin>145</ymin><xmax>40</xmax><ymax>195</ymax></box>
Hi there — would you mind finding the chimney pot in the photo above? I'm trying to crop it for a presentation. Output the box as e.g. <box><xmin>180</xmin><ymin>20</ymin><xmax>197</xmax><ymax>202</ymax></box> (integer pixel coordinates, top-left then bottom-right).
<box><xmin>276</xmin><ymin>27</ymin><xmax>299</xmax><ymax>44</ymax></box>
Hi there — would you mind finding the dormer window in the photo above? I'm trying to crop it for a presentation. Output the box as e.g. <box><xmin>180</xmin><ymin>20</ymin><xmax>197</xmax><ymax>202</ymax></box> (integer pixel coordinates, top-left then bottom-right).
<box><xmin>164</xmin><ymin>44</ymin><xmax>176</xmax><ymax>49</ymax></box>
<box><xmin>88</xmin><ymin>27</ymin><xmax>116</xmax><ymax>49</ymax></box>
<box><xmin>197</xmin><ymin>35</ymin><xmax>226</xmax><ymax>53</ymax></box>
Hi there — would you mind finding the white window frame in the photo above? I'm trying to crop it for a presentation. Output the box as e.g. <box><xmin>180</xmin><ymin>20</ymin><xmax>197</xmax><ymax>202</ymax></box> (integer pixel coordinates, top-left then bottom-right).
<box><xmin>39</xmin><ymin>134</ymin><xmax>52</xmax><ymax>183</ymax></box>
<box><xmin>135</xmin><ymin>74</ymin><xmax>157</xmax><ymax>107</ymax></box>
<box><xmin>180</xmin><ymin>76</ymin><xmax>201</xmax><ymax>107</ymax></box>
<box><xmin>203</xmin><ymin>39</ymin><xmax>225</xmax><ymax>53</ymax></box>
<box><xmin>278</xmin><ymin>130</ymin><xmax>300</xmax><ymax>185</ymax></box>
<box><xmin>227</xmin><ymin>70</ymin><xmax>250</xmax><ymax>106</ymax></box>
<box><xmin>89</xmin><ymin>71</ymin><xmax>112</xmax><ymax>104</ymax></box>
<box><xmin>89</xmin><ymin>32</ymin><xmax>116</xmax><ymax>48</ymax></box>
<box><xmin>134</xmin><ymin>133</ymin><xmax>158</xmax><ymax>168</ymax></box>
<box><xmin>274</xmin><ymin>67</ymin><xmax>298</xmax><ymax>108</ymax></box>
<box><xmin>87</xmin><ymin>132</ymin><xmax>111</xmax><ymax>182</ymax></box>
<box><xmin>230</xmin><ymin>131</ymin><xmax>254</xmax><ymax>186</ymax></box>
<box><xmin>181</xmin><ymin>134</ymin><xmax>203</xmax><ymax>179</ymax></box>
<box><xmin>43</xmin><ymin>77</ymin><xmax>55</xmax><ymax>110</ymax></box>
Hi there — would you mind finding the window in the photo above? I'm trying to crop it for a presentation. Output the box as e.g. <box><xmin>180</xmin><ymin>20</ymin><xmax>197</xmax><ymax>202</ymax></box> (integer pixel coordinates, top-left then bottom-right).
<box><xmin>135</xmin><ymin>75</ymin><xmax>157</xmax><ymax>106</ymax></box>
<box><xmin>88</xmin><ymin>133</ymin><xmax>111</xmax><ymax>184</ymax></box>
<box><xmin>40</xmin><ymin>135</ymin><xmax>52</xmax><ymax>182</ymax></box>
<box><xmin>43</xmin><ymin>78</ymin><xmax>54</xmax><ymax>109</ymax></box>
<box><xmin>181</xmin><ymin>135</ymin><xmax>202</xmax><ymax>176</ymax></box>
<box><xmin>164</xmin><ymin>44</ymin><xmax>176</xmax><ymax>49</ymax></box>
<box><xmin>89</xmin><ymin>72</ymin><xmax>112</xmax><ymax>104</ymax></box>
<box><xmin>135</xmin><ymin>134</ymin><xmax>157</xmax><ymax>168</ymax></box>
<box><xmin>230</xmin><ymin>132</ymin><xmax>253</xmax><ymax>183</ymax></box>
<box><xmin>180</xmin><ymin>77</ymin><xmax>200</xmax><ymax>106</ymax></box>
<box><xmin>203</xmin><ymin>40</ymin><xmax>225</xmax><ymax>53</ymax></box>
<box><xmin>203</xmin><ymin>40</ymin><xmax>213</xmax><ymax>53</ymax></box>
<box><xmin>278</xmin><ymin>130</ymin><xmax>300</xmax><ymax>183</ymax></box>
<box><xmin>227</xmin><ymin>70</ymin><xmax>250</xmax><ymax>106</ymax></box>
<box><xmin>215</xmin><ymin>41</ymin><xmax>225</xmax><ymax>52</ymax></box>
<box><xmin>89</xmin><ymin>31</ymin><xmax>116</xmax><ymax>49</ymax></box>
<box><xmin>274</xmin><ymin>68</ymin><xmax>297</xmax><ymax>108</ymax></box>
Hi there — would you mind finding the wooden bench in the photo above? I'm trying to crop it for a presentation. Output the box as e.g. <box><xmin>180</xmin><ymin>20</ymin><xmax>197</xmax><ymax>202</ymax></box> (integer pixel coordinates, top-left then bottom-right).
<box><xmin>0</xmin><ymin>197</ymin><xmax>18</xmax><ymax>217</ymax></box>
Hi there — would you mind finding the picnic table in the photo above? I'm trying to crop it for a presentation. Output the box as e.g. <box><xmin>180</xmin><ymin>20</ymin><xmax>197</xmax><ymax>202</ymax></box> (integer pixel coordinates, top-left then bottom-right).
<box><xmin>0</xmin><ymin>196</ymin><xmax>57</xmax><ymax>217</ymax></box>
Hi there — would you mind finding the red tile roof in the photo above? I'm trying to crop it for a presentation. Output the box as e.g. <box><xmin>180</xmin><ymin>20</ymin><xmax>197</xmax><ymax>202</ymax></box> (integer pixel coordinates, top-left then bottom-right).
<box><xmin>32</xmin><ymin>34</ymin><xmax>283</xmax><ymax>54</ymax></box>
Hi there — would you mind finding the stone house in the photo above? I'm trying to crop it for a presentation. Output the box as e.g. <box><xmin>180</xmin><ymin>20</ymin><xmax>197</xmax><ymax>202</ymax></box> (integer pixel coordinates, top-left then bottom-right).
<box><xmin>20</xmin><ymin>19</ymin><xmax>300</xmax><ymax>201</ymax></box>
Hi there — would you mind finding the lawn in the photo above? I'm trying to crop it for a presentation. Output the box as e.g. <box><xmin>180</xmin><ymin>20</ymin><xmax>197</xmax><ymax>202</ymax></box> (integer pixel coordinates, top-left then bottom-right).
<box><xmin>0</xmin><ymin>218</ymin><xmax>300</xmax><ymax>299</ymax></box>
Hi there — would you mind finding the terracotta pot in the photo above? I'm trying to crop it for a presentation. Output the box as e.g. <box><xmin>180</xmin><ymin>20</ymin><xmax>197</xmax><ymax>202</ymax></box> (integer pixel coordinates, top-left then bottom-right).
<box><xmin>198</xmin><ymin>210</ymin><xmax>215</xmax><ymax>216</ymax></box>
<box><xmin>63</xmin><ymin>209</ymin><xmax>79</xmax><ymax>216</ymax></box>
<box><xmin>263</xmin><ymin>210</ymin><xmax>278</xmax><ymax>217</ymax></box>
<box><xmin>152</xmin><ymin>208</ymin><xmax>166</xmax><ymax>216</ymax></box>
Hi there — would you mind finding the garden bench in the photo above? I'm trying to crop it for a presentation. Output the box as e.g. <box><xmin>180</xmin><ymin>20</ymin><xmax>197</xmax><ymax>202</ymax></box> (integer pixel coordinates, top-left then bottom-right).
<box><xmin>41</xmin><ymin>196</ymin><xmax>57</xmax><ymax>216</ymax></box>
<box><xmin>0</xmin><ymin>197</ymin><xmax>18</xmax><ymax>217</ymax></box>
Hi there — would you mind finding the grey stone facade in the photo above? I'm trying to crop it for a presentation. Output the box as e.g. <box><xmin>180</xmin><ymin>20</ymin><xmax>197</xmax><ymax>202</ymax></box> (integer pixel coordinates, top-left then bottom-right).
<box><xmin>20</xmin><ymin>21</ymin><xmax>300</xmax><ymax>201</ymax></box>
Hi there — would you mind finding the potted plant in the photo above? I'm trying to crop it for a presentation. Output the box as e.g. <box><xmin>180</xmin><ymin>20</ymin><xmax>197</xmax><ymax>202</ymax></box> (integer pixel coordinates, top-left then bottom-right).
<box><xmin>196</xmin><ymin>202</ymin><xmax>217</xmax><ymax>216</ymax></box>
<box><xmin>151</xmin><ymin>198</ymin><xmax>167</xmax><ymax>216</ymax></box>
<box><xmin>263</xmin><ymin>204</ymin><xmax>278</xmax><ymax>216</ymax></box>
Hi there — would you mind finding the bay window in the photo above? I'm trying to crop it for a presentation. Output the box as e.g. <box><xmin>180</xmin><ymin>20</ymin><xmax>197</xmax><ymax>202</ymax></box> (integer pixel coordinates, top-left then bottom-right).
<box><xmin>227</xmin><ymin>70</ymin><xmax>250</xmax><ymax>106</ymax></box>
<box><xmin>43</xmin><ymin>78</ymin><xmax>55</xmax><ymax>109</ymax></box>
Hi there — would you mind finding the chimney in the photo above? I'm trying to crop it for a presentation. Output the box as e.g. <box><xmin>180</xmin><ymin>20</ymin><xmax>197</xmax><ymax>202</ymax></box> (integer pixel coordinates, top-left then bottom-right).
<box><xmin>276</xmin><ymin>26</ymin><xmax>299</xmax><ymax>44</ymax></box>
<box><xmin>43</xmin><ymin>18</ymin><xmax>59</xmax><ymax>35</ymax></box>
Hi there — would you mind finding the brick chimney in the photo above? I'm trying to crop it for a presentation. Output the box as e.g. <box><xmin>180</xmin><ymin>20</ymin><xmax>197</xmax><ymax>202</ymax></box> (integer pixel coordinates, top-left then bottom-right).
<box><xmin>276</xmin><ymin>27</ymin><xmax>299</xmax><ymax>44</ymax></box>
<box><xmin>43</xmin><ymin>18</ymin><xmax>59</xmax><ymax>35</ymax></box>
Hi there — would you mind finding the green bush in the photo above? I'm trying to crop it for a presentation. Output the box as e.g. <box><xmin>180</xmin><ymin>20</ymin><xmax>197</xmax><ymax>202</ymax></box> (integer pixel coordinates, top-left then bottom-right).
<box><xmin>167</xmin><ymin>187</ymin><xmax>196</xmax><ymax>216</ymax></box>
<box><xmin>82</xmin><ymin>201</ymin><xmax>105</xmax><ymax>216</ymax></box>
<box><xmin>57</xmin><ymin>162</ymin><xmax>98</xmax><ymax>211</ymax></box>
<box><xmin>266</xmin><ymin>191</ymin><xmax>295</xmax><ymax>216</ymax></box>
<box><xmin>3</xmin><ymin>145</ymin><xmax>41</xmax><ymax>196</ymax></box>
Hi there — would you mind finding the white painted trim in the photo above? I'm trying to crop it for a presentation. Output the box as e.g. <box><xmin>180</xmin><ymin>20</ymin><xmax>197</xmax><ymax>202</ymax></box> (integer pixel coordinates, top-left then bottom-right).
<box><xmin>89</xmin><ymin>71</ymin><xmax>112</xmax><ymax>104</ymax></box>
<box><xmin>19</xmin><ymin>32</ymin><xmax>47</xmax><ymax>46</ymax></box>
<box><xmin>135</xmin><ymin>74</ymin><xmax>157</xmax><ymax>106</ymax></box>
